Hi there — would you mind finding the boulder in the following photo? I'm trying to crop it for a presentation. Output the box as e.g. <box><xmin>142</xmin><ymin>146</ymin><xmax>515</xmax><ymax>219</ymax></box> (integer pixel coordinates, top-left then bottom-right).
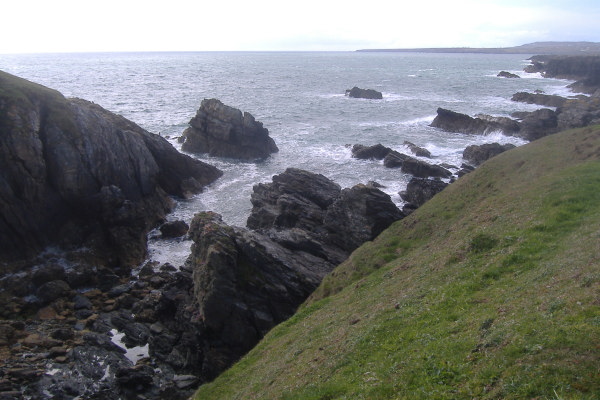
<box><xmin>400</xmin><ymin>178</ymin><xmax>449</xmax><ymax>209</ymax></box>
<box><xmin>345</xmin><ymin>86</ymin><xmax>383</xmax><ymax>99</ymax></box>
<box><xmin>351</xmin><ymin>144</ymin><xmax>392</xmax><ymax>160</ymax></box>
<box><xmin>0</xmin><ymin>71</ymin><xmax>222</xmax><ymax>267</ymax></box>
<box><xmin>430</xmin><ymin>108</ymin><xmax>520</xmax><ymax>135</ymax></box>
<box><xmin>159</xmin><ymin>220</ymin><xmax>189</xmax><ymax>238</ymax></box>
<box><xmin>497</xmin><ymin>71</ymin><xmax>520</xmax><ymax>78</ymax></box>
<box><xmin>462</xmin><ymin>143</ymin><xmax>516</xmax><ymax>166</ymax></box>
<box><xmin>181</xmin><ymin>98</ymin><xmax>278</xmax><ymax>160</ymax></box>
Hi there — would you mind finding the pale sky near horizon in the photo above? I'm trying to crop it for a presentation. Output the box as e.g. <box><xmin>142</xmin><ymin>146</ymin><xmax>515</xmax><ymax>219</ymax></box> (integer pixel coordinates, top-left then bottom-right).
<box><xmin>1</xmin><ymin>0</ymin><xmax>599</xmax><ymax>53</ymax></box>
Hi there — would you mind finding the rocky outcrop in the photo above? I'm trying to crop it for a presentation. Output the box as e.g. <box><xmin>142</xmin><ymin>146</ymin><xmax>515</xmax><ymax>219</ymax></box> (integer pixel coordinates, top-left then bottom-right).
<box><xmin>400</xmin><ymin>177</ymin><xmax>448</xmax><ymax>211</ymax></box>
<box><xmin>511</xmin><ymin>91</ymin><xmax>568</xmax><ymax>107</ymax></box>
<box><xmin>180</xmin><ymin>168</ymin><xmax>404</xmax><ymax>379</ymax></box>
<box><xmin>512</xmin><ymin>108</ymin><xmax>559</xmax><ymax>141</ymax></box>
<box><xmin>463</xmin><ymin>143</ymin><xmax>516</xmax><ymax>166</ymax></box>
<box><xmin>181</xmin><ymin>98</ymin><xmax>278</xmax><ymax>160</ymax></box>
<box><xmin>0</xmin><ymin>71</ymin><xmax>222</xmax><ymax>267</ymax></box>
<box><xmin>497</xmin><ymin>71</ymin><xmax>520</xmax><ymax>78</ymax></box>
<box><xmin>525</xmin><ymin>55</ymin><xmax>600</xmax><ymax>94</ymax></box>
<box><xmin>403</xmin><ymin>140</ymin><xmax>431</xmax><ymax>157</ymax></box>
<box><xmin>430</xmin><ymin>108</ymin><xmax>520</xmax><ymax>136</ymax></box>
<box><xmin>351</xmin><ymin>143</ymin><xmax>392</xmax><ymax>160</ymax></box>
<box><xmin>556</xmin><ymin>96</ymin><xmax>600</xmax><ymax>129</ymax></box>
<box><xmin>345</xmin><ymin>86</ymin><xmax>383</xmax><ymax>99</ymax></box>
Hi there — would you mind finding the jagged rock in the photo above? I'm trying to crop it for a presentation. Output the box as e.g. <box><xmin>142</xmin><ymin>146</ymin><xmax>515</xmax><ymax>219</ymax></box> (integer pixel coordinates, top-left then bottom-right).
<box><xmin>323</xmin><ymin>184</ymin><xmax>405</xmax><ymax>252</ymax></box>
<box><xmin>345</xmin><ymin>86</ymin><xmax>383</xmax><ymax>99</ymax></box>
<box><xmin>498</xmin><ymin>71</ymin><xmax>520</xmax><ymax>78</ymax></box>
<box><xmin>159</xmin><ymin>220</ymin><xmax>189</xmax><ymax>238</ymax></box>
<box><xmin>246</xmin><ymin>168</ymin><xmax>341</xmax><ymax>232</ymax></box>
<box><xmin>403</xmin><ymin>141</ymin><xmax>431</xmax><ymax>157</ymax></box>
<box><xmin>400</xmin><ymin>158</ymin><xmax>452</xmax><ymax>178</ymax></box>
<box><xmin>511</xmin><ymin>92</ymin><xmax>567</xmax><ymax>107</ymax></box>
<box><xmin>400</xmin><ymin>178</ymin><xmax>449</xmax><ymax>209</ymax></box>
<box><xmin>351</xmin><ymin>144</ymin><xmax>392</xmax><ymax>160</ymax></box>
<box><xmin>463</xmin><ymin>143</ymin><xmax>516</xmax><ymax>166</ymax></box>
<box><xmin>181</xmin><ymin>169</ymin><xmax>403</xmax><ymax>379</ymax></box>
<box><xmin>383</xmin><ymin>151</ymin><xmax>412</xmax><ymax>168</ymax></box>
<box><xmin>526</xmin><ymin>55</ymin><xmax>600</xmax><ymax>94</ymax></box>
<box><xmin>556</xmin><ymin>96</ymin><xmax>600</xmax><ymax>130</ymax></box>
<box><xmin>0</xmin><ymin>71</ymin><xmax>222</xmax><ymax>267</ymax></box>
<box><xmin>430</xmin><ymin>108</ymin><xmax>520</xmax><ymax>135</ymax></box>
<box><xmin>181</xmin><ymin>98</ymin><xmax>278</xmax><ymax>160</ymax></box>
<box><xmin>188</xmin><ymin>211</ymin><xmax>336</xmax><ymax>378</ymax></box>
<box><xmin>514</xmin><ymin>108</ymin><xmax>558</xmax><ymax>140</ymax></box>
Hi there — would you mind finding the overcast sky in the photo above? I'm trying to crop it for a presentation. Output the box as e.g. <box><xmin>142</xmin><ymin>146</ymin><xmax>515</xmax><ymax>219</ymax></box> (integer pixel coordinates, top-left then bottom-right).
<box><xmin>1</xmin><ymin>0</ymin><xmax>599</xmax><ymax>53</ymax></box>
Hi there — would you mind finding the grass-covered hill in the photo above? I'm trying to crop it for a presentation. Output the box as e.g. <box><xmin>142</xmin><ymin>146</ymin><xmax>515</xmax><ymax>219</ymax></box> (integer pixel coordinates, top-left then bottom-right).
<box><xmin>194</xmin><ymin>126</ymin><xmax>600</xmax><ymax>399</ymax></box>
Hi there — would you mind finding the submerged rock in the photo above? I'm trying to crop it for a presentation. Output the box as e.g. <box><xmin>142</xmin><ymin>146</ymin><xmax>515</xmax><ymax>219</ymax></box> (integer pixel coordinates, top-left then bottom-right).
<box><xmin>497</xmin><ymin>71</ymin><xmax>520</xmax><ymax>78</ymax></box>
<box><xmin>181</xmin><ymin>98</ymin><xmax>278</xmax><ymax>160</ymax></box>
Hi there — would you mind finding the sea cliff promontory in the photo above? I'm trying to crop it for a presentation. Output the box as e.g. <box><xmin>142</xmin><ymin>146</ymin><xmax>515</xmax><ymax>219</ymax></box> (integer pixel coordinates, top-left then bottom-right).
<box><xmin>0</xmin><ymin>71</ymin><xmax>222</xmax><ymax>267</ymax></box>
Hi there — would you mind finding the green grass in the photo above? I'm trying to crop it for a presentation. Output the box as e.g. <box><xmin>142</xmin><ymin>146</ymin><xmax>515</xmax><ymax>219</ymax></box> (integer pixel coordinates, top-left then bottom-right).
<box><xmin>194</xmin><ymin>126</ymin><xmax>600</xmax><ymax>399</ymax></box>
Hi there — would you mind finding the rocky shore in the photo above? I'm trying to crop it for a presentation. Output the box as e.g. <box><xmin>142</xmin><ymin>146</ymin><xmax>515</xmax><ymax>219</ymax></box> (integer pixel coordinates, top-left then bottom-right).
<box><xmin>2</xmin><ymin>54</ymin><xmax>600</xmax><ymax>399</ymax></box>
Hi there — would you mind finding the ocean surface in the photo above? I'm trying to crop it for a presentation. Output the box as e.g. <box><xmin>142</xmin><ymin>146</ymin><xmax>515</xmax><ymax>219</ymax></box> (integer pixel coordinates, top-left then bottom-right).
<box><xmin>0</xmin><ymin>51</ymin><xmax>573</xmax><ymax>266</ymax></box>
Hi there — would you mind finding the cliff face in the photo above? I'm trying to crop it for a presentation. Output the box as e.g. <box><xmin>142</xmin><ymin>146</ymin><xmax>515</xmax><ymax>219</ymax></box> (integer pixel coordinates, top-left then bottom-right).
<box><xmin>0</xmin><ymin>71</ymin><xmax>222</xmax><ymax>267</ymax></box>
<box><xmin>526</xmin><ymin>55</ymin><xmax>600</xmax><ymax>94</ymax></box>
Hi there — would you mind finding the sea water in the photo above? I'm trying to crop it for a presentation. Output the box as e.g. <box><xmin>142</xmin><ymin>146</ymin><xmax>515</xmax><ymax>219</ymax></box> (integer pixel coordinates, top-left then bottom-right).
<box><xmin>0</xmin><ymin>51</ymin><xmax>573</xmax><ymax>266</ymax></box>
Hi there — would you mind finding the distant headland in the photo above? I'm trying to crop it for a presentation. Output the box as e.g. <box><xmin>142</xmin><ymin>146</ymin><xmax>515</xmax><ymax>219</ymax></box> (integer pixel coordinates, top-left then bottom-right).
<box><xmin>357</xmin><ymin>41</ymin><xmax>600</xmax><ymax>55</ymax></box>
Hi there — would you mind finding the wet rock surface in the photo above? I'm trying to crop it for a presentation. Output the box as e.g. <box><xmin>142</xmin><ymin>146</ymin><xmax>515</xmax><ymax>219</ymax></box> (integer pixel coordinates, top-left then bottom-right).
<box><xmin>181</xmin><ymin>98</ymin><xmax>278</xmax><ymax>160</ymax></box>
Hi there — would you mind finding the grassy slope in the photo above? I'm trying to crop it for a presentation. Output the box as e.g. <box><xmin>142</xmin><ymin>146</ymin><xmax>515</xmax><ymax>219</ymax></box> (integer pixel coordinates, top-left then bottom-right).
<box><xmin>194</xmin><ymin>126</ymin><xmax>600</xmax><ymax>400</ymax></box>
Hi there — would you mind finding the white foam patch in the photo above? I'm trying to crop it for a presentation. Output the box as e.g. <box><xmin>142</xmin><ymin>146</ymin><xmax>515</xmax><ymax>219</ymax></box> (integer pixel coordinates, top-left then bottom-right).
<box><xmin>110</xmin><ymin>329</ymin><xmax>149</xmax><ymax>365</ymax></box>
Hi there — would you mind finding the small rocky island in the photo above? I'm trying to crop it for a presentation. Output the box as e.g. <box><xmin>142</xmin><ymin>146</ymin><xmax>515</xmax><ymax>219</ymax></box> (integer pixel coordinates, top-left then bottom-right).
<box><xmin>180</xmin><ymin>98</ymin><xmax>278</xmax><ymax>160</ymax></box>
<box><xmin>345</xmin><ymin>86</ymin><xmax>383</xmax><ymax>99</ymax></box>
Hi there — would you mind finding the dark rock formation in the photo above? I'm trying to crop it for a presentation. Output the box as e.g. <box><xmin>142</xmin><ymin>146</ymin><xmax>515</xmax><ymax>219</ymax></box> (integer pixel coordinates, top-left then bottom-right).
<box><xmin>513</xmin><ymin>108</ymin><xmax>559</xmax><ymax>141</ymax></box>
<box><xmin>345</xmin><ymin>86</ymin><xmax>383</xmax><ymax>99</ymax></box>
<box><xmin>351</xmin><ymin>143</ymin><xmax>392</xmax><ymax>160</ymax></box>
<box><xmin>462</xmin><ymin>143</ymin><xmax>516</xmax><ymax>166</ymax></box>
<box><xmin>180</xmin><ymin>98</ymin><xmax>278</xmax><ymax>160</ymax></box>
<box><xmin>403</xmin><ymin>140</ymin><xmax>431</xmax><ymax>157</ymax></box>
<box><xmin>511</xmin><ymin>91</ymin><xmax>568</xmax><ymax>107</ymax></box>
<box><xmin>525</xmin><ymin>55</ymin><xmax>600</xmax><ymax>94</ymax></box>
<box><xmin>187</xmin><ymin>211</ymin><xmax>335</xmax><ymax>377</ymax></box>
<box><xmin>498</xmin><ymin>71</ymin><xmax>520</xmax><ymax>78</ymax></box>
<box><xmin>400</xmin><ymin>157</ymin><xmax>452</xmax><ymax>178</ymax></box>
<box><xmin>159</xmin><ymin>220</ymin><xmax>190</xmax><ymax>238</ymax></box>
<box><xmin>0</xmin><ymin>71</ymin><xmax>222</xmax><ymax>268</ymax></box>
<box><xmin>556</xmin><ymin>96</ymin><xmax>600</xmax><ymax>129</ymax></box>
<box><xmin>383</xmin><ymin>151</ymin><xmax>412</xmax><ymax>168</ymax></box>
<box><xmin>430</xmin><ymin>108</ymin><xmax>520</xmax><ymax>136</ymax></box>
<box><xmin>400</xmin><ymin>177</ymin><xmax>448</xmax><ymax>210</ymax></box>
<box><xmin>177</xmin><ymin>168</ymin><xmax>404</xmax><ymax>378</ymax></box>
